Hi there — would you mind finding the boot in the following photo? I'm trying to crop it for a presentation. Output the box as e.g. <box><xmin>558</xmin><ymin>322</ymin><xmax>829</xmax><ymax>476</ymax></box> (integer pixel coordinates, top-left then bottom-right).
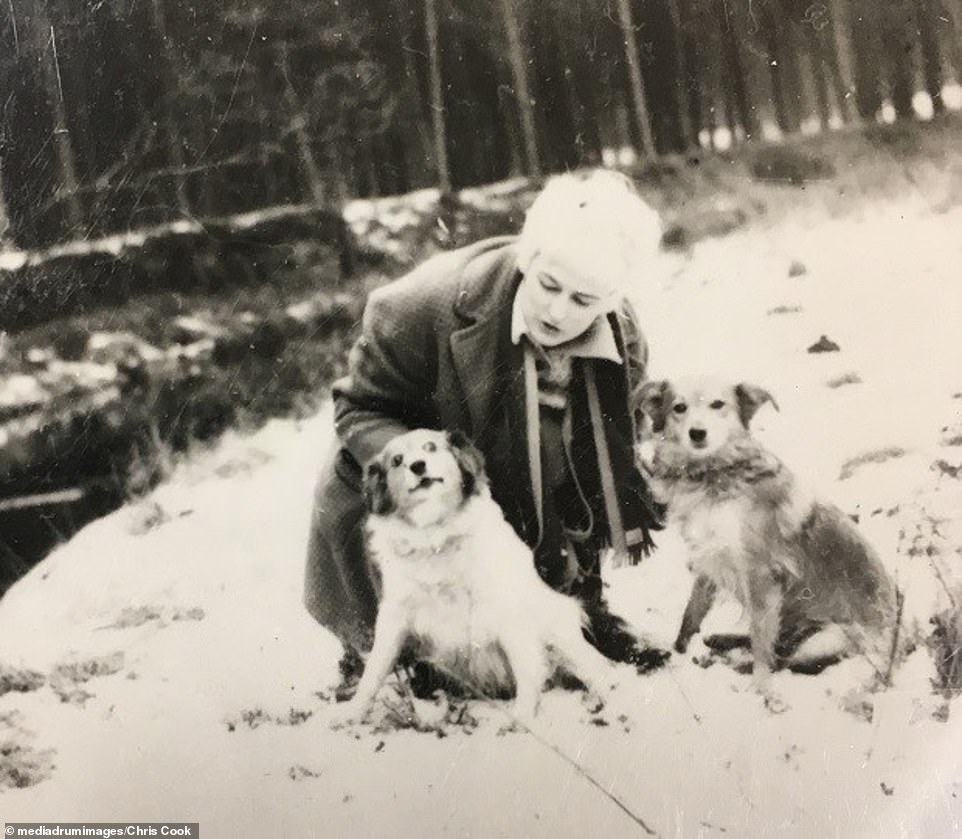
<box><xmin>333</xmin><ymin>645</ymin><xmax>364</xmax><ymax>702</ymax></box>
<box><xmin>573</xmin><ymin>575</ymin><xmax>670</xmax><ymax>672</ymax></box>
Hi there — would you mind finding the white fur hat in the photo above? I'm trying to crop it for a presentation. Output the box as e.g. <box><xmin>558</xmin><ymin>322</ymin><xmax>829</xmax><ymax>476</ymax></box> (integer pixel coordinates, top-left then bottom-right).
<box><xmin>516</xmin><ymin>169</ymin><xmax>663</xmax><ymax>296</ymax></box>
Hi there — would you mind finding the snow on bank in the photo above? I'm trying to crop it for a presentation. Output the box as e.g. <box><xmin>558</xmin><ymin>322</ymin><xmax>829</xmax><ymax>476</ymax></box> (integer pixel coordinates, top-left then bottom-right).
<box><xmin>1</xmin><ymin>198</ymin><xmax>961</xmax><ymax>837</ymax></box>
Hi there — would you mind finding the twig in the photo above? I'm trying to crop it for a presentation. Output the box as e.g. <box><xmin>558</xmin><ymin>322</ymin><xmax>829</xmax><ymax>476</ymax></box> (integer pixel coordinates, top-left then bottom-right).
<box><xmin>513</xmin><ymin>713</ymin><xmax>659</xmax><ymax>835</ymax></box>
<box><xmin>929</xmin><ymin>557</ymin><xmax>959</xmax><ymax>610</ymax></box>
<box><xmin>882</xmin><ymin>586</ymin><xmax>906</xmax><ymax>689</ymax></box>
<box><xmin>195</xmin><ymin>23</ymin><xmax>259</xmax><ymax>164</ymax></box>
<box><xmin>7</xmin><ymin>0</ymin><xmax>19</xmax><ymax>55</ymax></box>
<box><xmin>381</xmin><ymin>661</ymin><xmax>660</xmax><ymax>836</ymax></box>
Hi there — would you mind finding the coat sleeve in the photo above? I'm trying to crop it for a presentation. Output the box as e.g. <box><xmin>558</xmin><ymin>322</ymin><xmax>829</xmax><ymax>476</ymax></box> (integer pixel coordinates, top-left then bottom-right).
<box><xmin>332</xmin><ymin>285</ymin><xmax>438</xmax><ymax>467</ymax></box>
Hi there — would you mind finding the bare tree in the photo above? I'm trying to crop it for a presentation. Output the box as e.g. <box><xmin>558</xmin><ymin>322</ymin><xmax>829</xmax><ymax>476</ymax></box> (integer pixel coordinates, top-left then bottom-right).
<box><xmin>499</xmin><ymin>0</ymin><xmax>541</xmax><ymax>175</ymax></box>
<box><xmin>0</xmin><ymin>161</ymin><xmax>14</xmax><ymax>248</ymax></box>
<box><xmin>850</xmin><ymin>0</ymin><xmax>883</xmax><ymax>119</ymax></box>
<box><xmin>918</xmin><ymin>0</ymin><xmax>946</xmax><ymax>115</ymax></box>
<box><xmin>762</xmin><ymin>0</ymin><xmax>801</xmax><ymax>134</ymax></box>
<box><xmin>881</xmin><ymin>0</ymin><xmax>917</xmax><ymax>119</ymax></box>
<box><xmin>615</xmin><ymin>0</ymin><xmax>656</xmax><ymax>157</ymax></box>
<box><xmin>666</xmin><ymin>0</ymin><xmax>696</xmax><ymax>148</ymax></box>
<box><xmin>424</xmin><ymin>0</ymin><xmax>452</xmax><ymax>193</ymax></box>
<box><xmin>33</xmin><ymin>11</ymin><xmax>83</xmax><ymax>230</ymax></box>
<box><xmin>714</xmin><ymin>0</ymin><xmax>759</xmax><ymax>140</ymax></box>
<box><xmin>394</xmin><ymin>0</ymin><xmax>436</xmax><ymax>187</ymax></box>
<box><xmin>279</xmin><ymin>43</ymin><xmax>328</xmax><ymax>206</ymax></box>
<box><xmin>824</xmin><ymin>0</ymin><xmax>859</xmax><ymax>123</ymax></box>
<box><xmin>149</xmin><ymin>0</ymin><xmax>191</xmax><ymax>216</ymax></box>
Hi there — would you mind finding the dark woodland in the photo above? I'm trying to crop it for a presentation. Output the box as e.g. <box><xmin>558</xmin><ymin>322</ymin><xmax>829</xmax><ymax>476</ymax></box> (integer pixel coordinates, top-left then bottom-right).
<box><xmin>1</xmin><ymin>0</ymin><xmax>960</xmax><ymax>249</ymax></box>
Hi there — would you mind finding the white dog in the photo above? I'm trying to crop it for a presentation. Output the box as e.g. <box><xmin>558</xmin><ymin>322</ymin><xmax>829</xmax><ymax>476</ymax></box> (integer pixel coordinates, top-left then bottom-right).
<box><xmin>634</xmin><ymin>377</ymin><xmax>898</xmax><ymax>701</ymax></box>
<box><xmin>332</xmin><ymin>429</ymin><xmax>618</xmax><ymax>726</ymax></box>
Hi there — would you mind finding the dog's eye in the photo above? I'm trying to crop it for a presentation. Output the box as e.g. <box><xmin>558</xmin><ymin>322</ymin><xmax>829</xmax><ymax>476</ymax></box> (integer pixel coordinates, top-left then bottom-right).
<box><xmin>391</xmin><ymin>454</ymin><xmax>403</xmax><ymax>468</ymax></box>
<box><xmin>423</xmin><ymin>441</ymin><xmax>437</xmax><ymax>453</ymax></box>
<box><xmin>672</xmin><ymin>403</ymin><xmax>688</xmax><ymax>415</ymax></box>
<box><xmin>710</xmin><ymin>400</ymin><xmax>725</xmax><ymax>410</ymax></box>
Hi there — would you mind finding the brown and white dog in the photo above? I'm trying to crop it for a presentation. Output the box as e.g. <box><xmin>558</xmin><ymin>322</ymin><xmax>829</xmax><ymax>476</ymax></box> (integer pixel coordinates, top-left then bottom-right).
<box><xmin>634</xmin><ymin>376</ymin><xmax>898</xmax><ymax>700</ymax></box>
<box><xmin>331</xmin><ymin>429</ymin><xmax>618</xmax><ymax>726</ymax></box>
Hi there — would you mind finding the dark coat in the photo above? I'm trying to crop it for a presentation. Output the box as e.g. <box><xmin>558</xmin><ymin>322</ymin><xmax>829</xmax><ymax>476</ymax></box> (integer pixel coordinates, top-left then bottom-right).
<box><xmin>304</xmin><ymin>237</ymin><xmax>661</xmax><ymax>652</ymax></box>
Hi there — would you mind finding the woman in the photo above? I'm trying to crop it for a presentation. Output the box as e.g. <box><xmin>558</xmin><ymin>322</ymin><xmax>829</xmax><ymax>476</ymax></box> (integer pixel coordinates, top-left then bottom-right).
<box><xmin>305</xmin><ymin>170</ymin><xmax>668</xmax><ymax>691</ymax></box>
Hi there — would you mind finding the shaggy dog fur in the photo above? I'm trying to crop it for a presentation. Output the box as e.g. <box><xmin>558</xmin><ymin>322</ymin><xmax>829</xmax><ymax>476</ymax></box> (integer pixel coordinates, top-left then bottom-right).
<box><xmin>634</xmin><ymin>377</ymin><xmax>897</xmax><ymax>698</ymax></box>
<box><xmin>331</xmin><ymin>429</ymin><xmax>617</xmax><ymax>725</ymax></box>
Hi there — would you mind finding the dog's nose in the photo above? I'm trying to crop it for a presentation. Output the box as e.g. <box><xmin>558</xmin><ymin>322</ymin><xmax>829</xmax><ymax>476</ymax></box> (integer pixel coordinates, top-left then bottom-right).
<box><xmin>409</xmin><ymin>460</ymin><xmax>426</xmax><ymax>476</ymax></box>
<box><xmin>689</xmin><ymin>428</ymin><xmax>707</xmax><ymax>443</ymax></box>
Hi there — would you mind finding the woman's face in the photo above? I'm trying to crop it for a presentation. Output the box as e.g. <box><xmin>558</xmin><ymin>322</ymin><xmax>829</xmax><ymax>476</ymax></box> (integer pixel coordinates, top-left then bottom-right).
<box><xmin>517</xmin><ymin>252</ymin><xmax>616</xmax><ymax>347</ymax></box>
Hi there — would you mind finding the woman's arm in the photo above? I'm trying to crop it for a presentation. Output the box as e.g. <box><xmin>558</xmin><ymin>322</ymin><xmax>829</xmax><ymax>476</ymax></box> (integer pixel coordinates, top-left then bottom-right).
<box><xmin>332</xmin><ymin>286</ymin><xmax>438</xmax><ymax>467</ymax></box>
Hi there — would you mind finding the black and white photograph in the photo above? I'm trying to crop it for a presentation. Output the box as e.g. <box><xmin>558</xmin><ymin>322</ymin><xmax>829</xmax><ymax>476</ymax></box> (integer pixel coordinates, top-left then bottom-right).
<box><xmin>1</xmin><ymin>1</ymin><xmax>961</xmax><ymax>836</ymax></box>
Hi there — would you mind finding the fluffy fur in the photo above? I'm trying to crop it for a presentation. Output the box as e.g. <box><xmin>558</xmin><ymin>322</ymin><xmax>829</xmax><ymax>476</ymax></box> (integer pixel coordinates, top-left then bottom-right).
<box><xmin>333</xmin><ymin>429</ymin><xmax>617</xmax><ymax>724</ymax></box>
<box><xmin>634</xmin><ymin>376</ymin><xmax>897</xmax><ymax>696</ymax></box>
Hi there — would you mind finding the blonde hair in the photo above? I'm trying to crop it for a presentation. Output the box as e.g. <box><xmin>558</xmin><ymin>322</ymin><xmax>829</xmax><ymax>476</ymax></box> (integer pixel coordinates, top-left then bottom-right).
<box><xmin>516</xmin><ymin>170</ymin><xmax>663</xmax><ymax>296</ymax></box>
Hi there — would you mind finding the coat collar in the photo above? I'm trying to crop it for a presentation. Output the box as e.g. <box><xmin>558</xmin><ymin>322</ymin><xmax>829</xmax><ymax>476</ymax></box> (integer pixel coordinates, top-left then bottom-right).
<box><xmin>452</xmin><ymin>237</ymin><xmax>520</xmax><ymax>322</ymax></box>
<box><xmin>449</xmin><ymin>238</ymin><xmax>522</xmax><ymax>436</ymax></box>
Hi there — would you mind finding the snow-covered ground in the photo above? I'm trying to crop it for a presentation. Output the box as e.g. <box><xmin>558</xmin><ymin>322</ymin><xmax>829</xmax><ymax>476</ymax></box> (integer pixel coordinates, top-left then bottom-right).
<box><xmin>2</xmin><ymin>194</ymin><xmax>961</xmax><ymax>837</ymax></box>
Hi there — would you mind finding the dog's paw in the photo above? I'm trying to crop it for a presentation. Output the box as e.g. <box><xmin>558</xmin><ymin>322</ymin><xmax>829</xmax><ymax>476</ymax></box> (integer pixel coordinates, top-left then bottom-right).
<box><xmin>333</xmin><ymin>681</ymin><xmax>359</xmax><ymax>703</ymax></box>
<box><xmin>498</xmin><ymin>708</ymin><xmax>539</xmax><ymax>735</ymax></box>
<box><xmin>760</xmin><ymin>690</ymin><xmax>789</xmax><ymax>715</ymax></box>
<box><xmin>581</xmin><ymin>689</ymin><xmax>606</xmax><ymax>715</ymax></box>
<box><xmin>497</xmin><ymin>719</ymin><xmax>527</xmax><ymax>736</ymax></box>
<box><xmin>328</xmin><ymin>700</ymin><xmax>370</xmax><ymax>730</ymax></box>
<box><xmin>704</xmin><ymin>633</ymin><xmax>752</xmax><ymax>652</ymax></box>
<box><xmin>631</xmin><ymin>645</ymin><xmax>671</xmax><ymax>674</ymax></box>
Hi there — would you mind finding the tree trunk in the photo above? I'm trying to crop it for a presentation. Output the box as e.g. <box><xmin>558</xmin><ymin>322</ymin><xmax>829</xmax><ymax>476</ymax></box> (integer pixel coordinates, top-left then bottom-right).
<box><xmin>880</xmin><ymin>0</ymin><xmax>916</xmax><ymax>119</ymax></box>
<box><xmin>34</xmin><ymin>15</ymin><xmax>83</xmax><ymax>231</ymax></box>
<box><xmin>692</xmin><ymin>1</ymin><xmax>724</xmax><ymax>147</ymax></box>
<box><xmin>803</xmin><ymin>45</ymin><xmax>833</xmax><ymax>129</ymax></box>
<box><xmin>279</xmin><ymin>44</ymin><xmax>328</xmax><ymax>206</ymax></box>
<box><xmin>329</xmin><ymin>143</ymin><xmax>352</xmax><ymax>205</ymax></box>
<box><xmin>704</xmin><ymin>93</ymin><xmax>718</xmax><ymax>150</ymax></box>
<box><xmin>850</xmin><ymin>0</ymin><xmax>883</xmax><ymax>119</ymax></box>
<box><xmin>764</xmin><ymin>2</ymin><xmax>801</xmax><ymax>134</ymax></box>
<box><xmin>714</xmin><ymin>0</ymin><xmax>758</xmax><ymax>140</ymax></box>
<box><xmin>149</xmin><ymin>0</ymin><xmax>191</xmax><ymax>216</ymax></box>
<box><xmin>495</xmin><ymin>65</ymin><xmax>526</xmax><ymax>177</ymax></box>
<box><xmin>499</xmin><ymin>0</ymin><xmax>541</xmax><ymax>176</ymax></box>
<box><xmin>0</xmin><ymin>161</ymin><xmax>15</xmax><ymax>248</ymax></box>
<box><xmin>944</xmin><ymin>0</ymin><xmax>962</xmax><ymax>82</ymax></box>
<box><xmin>555</xmin><ymin>12</ymin><xmax>601</xmax><ymax>166</ymax></box>
<box><xmin>666</xmin><ymin>0</ymin><xmax>696</xmax><ymax>149</ymax></box>
<box><xmin>725</xmin><ymin>0</ymin><xmax>774</xmax><ymax>140</ymax></box>
<box><xmin>682</xmin><ymin>29</ymin><xmax>704</xmax><ymax>146</ymax></box>
<box><xmin>424</xmin><ymin>0</ymin><xmax>452</xmax><ymax>193</ymax></box>
<box><xmin>529</xmin><ymin>8</ymin><xmax>576</xmax><ymax>171</ymax></box>
<box><xmin>614</xmin><ymin>92</ymin><xmax>635</xmax><ymax>154</ymax></box>
<box><xmin>394</xmin><ymin>0</ymin><xmax>435</xmax><ymax>187</ymax></box>
<box><xmin>824</xmin><ymin>0</ymin><xmax>859</xmax><ymax>123</ymax></box>
<box><xmin>918</xmin><ymin>0</ymin><xmax>945</xmax><ymax>115</ymax></box>
<box><xmin>615</xmin><ymin>0</ymin><xmax>656</xmax><ymax>158</ymax></box>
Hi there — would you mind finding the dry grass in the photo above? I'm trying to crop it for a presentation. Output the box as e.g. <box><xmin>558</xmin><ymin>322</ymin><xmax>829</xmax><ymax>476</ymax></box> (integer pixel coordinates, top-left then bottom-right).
<box><xmin>929</xmin><ymin>578</ymin><xmax>962</xmax><ymax>700</ymax></box>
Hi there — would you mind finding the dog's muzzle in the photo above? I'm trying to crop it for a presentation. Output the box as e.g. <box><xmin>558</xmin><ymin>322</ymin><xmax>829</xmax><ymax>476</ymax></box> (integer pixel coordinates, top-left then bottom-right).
<box><xmin>409</xmin><ymin>472</ymin><xmax>443</xmax><ymax>492</ymax></box>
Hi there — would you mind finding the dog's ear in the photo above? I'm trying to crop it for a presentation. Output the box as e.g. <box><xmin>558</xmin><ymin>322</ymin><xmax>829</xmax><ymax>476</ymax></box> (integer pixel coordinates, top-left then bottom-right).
<box><xmin>734</xmin><ymin>383</ymin><xmax>779</xmax><ymax>428</ymax></box>
<box><xmin>633</xmin><ymin>380</ymin><xmax>673</xmax><ymax>433</ymax></box>
<box><xmin>363</xmin><ymin>459</ymin><xmax>395</xmax><ymax>515</ymax></box>
<box><xmin>446</xmin><ymin>429</ymin><xmax>486</xmax><ymax>497</ymax></box>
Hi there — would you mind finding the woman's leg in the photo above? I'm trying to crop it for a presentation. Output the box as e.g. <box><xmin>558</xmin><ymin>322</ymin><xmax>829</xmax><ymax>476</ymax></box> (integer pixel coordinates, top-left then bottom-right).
<box><xmin>304</xmin><ymin>446</ymin><xmax>380</xmax><ymax>671</ymax></box>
